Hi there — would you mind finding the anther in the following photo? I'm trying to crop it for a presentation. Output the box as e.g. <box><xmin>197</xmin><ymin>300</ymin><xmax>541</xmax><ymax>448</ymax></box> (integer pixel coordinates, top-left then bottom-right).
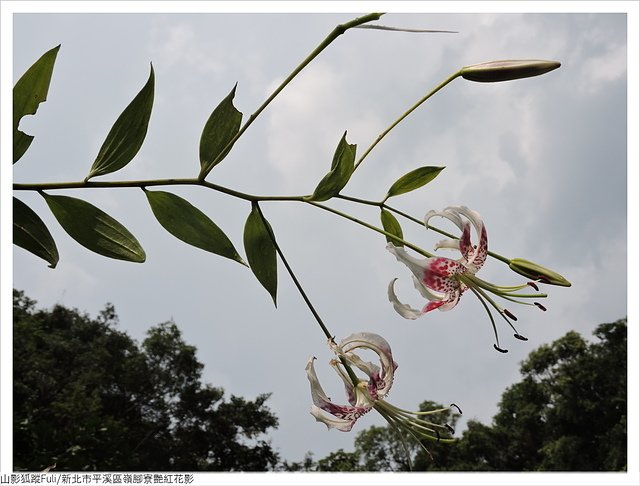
<box><xmin>527</xmin><ymin>281</ymin><xmax>539</xmax><ymax>291</ymax></box>
<box><xmin>534</xmin><ymin>302</ymin><xmax>547</xmax><ymax>311</ymax></box>
<box><xmin>514</xmin><ymin>333</ymin><xmax>528</xmax><ymax>341</ymax></box>
<box><xmin>436</xmin><ymin>430</ymin><xmax>441</xmax><ymax>442</ymax></box>
<box><xmin>450</xmin><ymin>403</ymin><xmax>463</xmax><ymax>415</ymax></box>
<box><xmin>445</xmin><ymin>423</ymin><xmax>454</xmax><ymax>434</ymax></box>
<box><xmin>494</xmin><ymin>344</ymin><xmax>509</xmax><ymax>353</ymax></box>
<box><xmin>503</xmin><ymin>309</ymin><xmax>517</xmax><ymax>321</ymax></box>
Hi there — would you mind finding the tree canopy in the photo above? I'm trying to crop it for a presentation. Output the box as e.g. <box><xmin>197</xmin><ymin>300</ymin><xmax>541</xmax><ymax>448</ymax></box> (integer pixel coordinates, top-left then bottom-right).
<box><xmin>13</xmin><ymin>290</ymin><xmax>279</xmax><ymax>471</ymax></box>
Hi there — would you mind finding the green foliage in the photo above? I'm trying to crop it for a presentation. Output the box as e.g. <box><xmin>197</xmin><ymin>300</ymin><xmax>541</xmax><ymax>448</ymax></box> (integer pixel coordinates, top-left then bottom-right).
<box><xmin>199</xmin><ymin>84</ymin><xmax>243</xmax><ymax>178</ymax></box>
<box><xmin>13</xmin><ymin>290</ymin><xmax>279</xmax><ymax>471</ymax></box>
<box><xmin>144</xmin><ymin>189</ymin><xmax>245</xmax><ymax>264</ymax></box>
<box><xmin>384</xmin><ymin>166</ymin><xmax>444</xmax><ymax>201</ymax></box>
<box><xmin>13</xmin><ymin>197</ymin><xmax>59</xmax><ymax>268</ymax></box>
<box><xmin>42</xmin><ymin>193</ymin><xmax>146</xmax><ymax>262</ymax></box>
<box><xmin>243</xmin><ymin>203</ymin><xmax>278</xmax><ymax>306</ymax></box>
<box><xmin>316</xmin><ymin>450</ymin><xmax>363</xmax><ymax>471</ymax></box>
<box><xmin>13</xmin><ymin>44</ymin><xmax>60</xmax><ymax>163</ymax></box>
<box><xmin>307</xmin><ymin>131</ymin><xmax>356</xmax><ymax>201</ymax></box>
<box><xmin>86</xmin><ymin>65</ymin><xmax>155</xmax><ymax>180</ymax></box>
<box><xmin>380</xmin><ymin>208</ymin><xmax>404</xmax><ymax>246</ymax></box>
<box><xmin>304</xmin><ymin>320</ymin><xmax>627</xmax><ymax>471</ymax></box>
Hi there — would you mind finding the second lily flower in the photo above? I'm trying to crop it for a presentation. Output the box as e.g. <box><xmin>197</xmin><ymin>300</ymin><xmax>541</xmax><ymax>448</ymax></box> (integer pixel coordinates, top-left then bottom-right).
<box><xmin>306</xmin><ymin>331</ymin><xmax>459</xmax><ymax>444</ymax></box>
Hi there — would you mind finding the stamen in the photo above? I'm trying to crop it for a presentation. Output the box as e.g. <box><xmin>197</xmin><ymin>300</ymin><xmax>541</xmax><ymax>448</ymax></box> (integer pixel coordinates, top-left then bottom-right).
<box><xmin>494</xmin><ymin>344</ymin><xmax>509</xmax><ymax>353</ymax></box>
<box><xmin>535</xmin><ymin>302</ymin><xmax>547</xmax><ymax>311</ymax></box>
<box><xmin>450</xmin><ymin>403</ymin><xmax>463</xmax><ymax>415</ymax></box>
<box><xmin>527</xmin><ymin>281</ymin><xmax>539</xmax><ymax>291</ymax></box>
<box><xmin>514</xmin><ymin>333</ymin><xmax>528</xmax><ymax>341</ymax></box>
<box><xmin>504</xmin><ymin>309</ymin><xmax>517</xmax><ymax>321</ymax></box>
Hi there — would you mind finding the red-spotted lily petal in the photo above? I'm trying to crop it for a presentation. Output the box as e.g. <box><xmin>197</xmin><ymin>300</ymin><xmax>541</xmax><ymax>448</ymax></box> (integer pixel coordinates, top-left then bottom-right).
<box><xmin>306</xmin><ymin>357</ymin><xmax>372</xmax><ymax>432</ymax></box>
<box><xmin>306</xmin><ymin>332</ymin><xmax>460</xmax><ymax>445</ymax></box>
<box><xmin>425</xmin><ymin>206</ymin><xmax>488</xmax><ymax>273</ymax></box>
<box><xmin>387</xmin><ymin>244</ymin><xmax>466</xmax><ymax>316</ymax></box>
<box><xmin>388</xmin><ymin>206</ymin><xmax>550</xmax><ymax>352</ymax></box>
<box><xmin>306</xmin><ymin>332</ymin><xmax>397</xmax><ymax>432</ymax></box>
<box><xmin>333</xmin><ymin>332</ymin><xmax>398</xmax><ymax>399</ymax></box>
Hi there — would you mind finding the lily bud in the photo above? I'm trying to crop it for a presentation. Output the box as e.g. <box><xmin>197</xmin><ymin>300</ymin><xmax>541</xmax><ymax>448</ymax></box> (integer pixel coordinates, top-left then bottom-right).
<box><xmin>460</xmin><ymin>59</ymin><xmax>561</xmax><ymax>83</ymax></box>
<box><xmin>509</xmin><ymin>258</ymin><xmax>571</xmax><ymax>287</ymax></box>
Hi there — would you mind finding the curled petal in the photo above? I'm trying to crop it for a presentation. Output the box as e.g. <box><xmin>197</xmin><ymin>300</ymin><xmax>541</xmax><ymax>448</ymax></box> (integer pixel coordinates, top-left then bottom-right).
<box><xmin>329</xmin><ymin>359</ymin><xmax>362</xmax><ymax>406</ymax></box>
<box><xmin>339</xmin><ymin>332</ymin><xmax>397</xmax><ymax>399</ymax></box>
<box><xmin>433</xmin><ymin>237</ymin><xmax>461</xmax><ymax>251</ymax></box>
<box><xmin>387</xmin><ymin>243</ymin><xmax>428</xmax><ymax>283</ymax></box>
<box><xmin>432</xmin><ymin>287</ymin><xmax>462</xmax><ymax>312</ymax></box>
<box><xmin>310</xmin><ymin>405</ymin><xmax>357</xmax><ymax>432</ymax></box>
<box><xmin>425</xmin><ymin>206</ymin><xmax>488</xmax><ymax>272</ymax></box>
<box><xmin>412</xmin><ymin>275</ymin><xmax>446</xmax><ymax>301</ymax></box>
<box><xmin>306</xmin><ymin>357</ymin><xmax>371</xmax><ymax>428</ymax></box>
<box><xmin>388</xmin><ymin>279</ymin><xmax>425</xmax><ymax>320</ymax></box>
<box><xmin>306</xmin><ymin>357</ymin><xmax>338</xmax><ymax>410</ymax></box>
<box><xmin>425</xmin><ymin>207</ymin><xmax>465</xmax><ymax>232</ymax></box>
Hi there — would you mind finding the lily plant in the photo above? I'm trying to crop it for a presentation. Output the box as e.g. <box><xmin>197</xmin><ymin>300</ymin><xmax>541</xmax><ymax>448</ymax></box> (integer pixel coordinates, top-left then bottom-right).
<box><xmin>306</xmin><ymin>332</ymin><xmax>460</xmax><ymax>453</ymax></box>
<box><xmin>387</xmin><ymin>206</ymin><xmax>551</xmax><ymax>352</ymax></box>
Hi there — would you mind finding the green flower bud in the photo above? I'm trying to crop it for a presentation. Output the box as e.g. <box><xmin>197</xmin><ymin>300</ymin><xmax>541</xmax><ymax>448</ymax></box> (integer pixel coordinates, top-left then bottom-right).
<box><xmin>460</xmin><ymin>59</ymin><xmax>561</xmax><ymax>83</ymax></box>
<box><xmin>509</xmin><ymin>258</ymin><xmax>571</xmax><ymax>287</ymax></box>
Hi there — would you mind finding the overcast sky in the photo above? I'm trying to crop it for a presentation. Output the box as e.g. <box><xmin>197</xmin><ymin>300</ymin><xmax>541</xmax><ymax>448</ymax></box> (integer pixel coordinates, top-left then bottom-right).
<box><xmin>3</xmin><ymin>2</ymin><xmax>638</xmax><ymax>483</ymax></box>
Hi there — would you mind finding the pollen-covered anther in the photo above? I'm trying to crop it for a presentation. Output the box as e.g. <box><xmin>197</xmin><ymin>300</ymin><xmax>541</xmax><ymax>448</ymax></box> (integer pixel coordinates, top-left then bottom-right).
<box><xmin>494</xmin><ymin>344</ymin><xmax>509</xmax><ymax>353</ymax></box>
<box><xmin>514</xmin><ymin>333</ymin><xmax>528</xmax><ymax>341</ymax></box>
<box><xmin>535</xmin><ymin>302</ymin><xmax>547</xmax><ymax>311</ymax></box>
<box><xmin>527</xmin><ymin>281</ymin><xmax>540</xmax><ymax>291</ymax></box>
<box><xmin>503</xmin><ymin>309</ymin><xmax>518</xmax><ymax>321</ymax></box>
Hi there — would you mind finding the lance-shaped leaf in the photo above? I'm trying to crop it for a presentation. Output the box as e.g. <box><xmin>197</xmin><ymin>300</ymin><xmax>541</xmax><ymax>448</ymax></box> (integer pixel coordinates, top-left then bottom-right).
<box><xmin>380</xmin><ymin>209</ymin><xmax>404</xmax><ymax>247</ymax></box>
<box><xmin>199</xmin><ymin>84</ymin><xmax>243</xmax><ymax>178</ymax></box>
<box><xmin>307</xmin><ymin>131</ymin><xmax>357</xmax><ymax>202</ymax></box>
<box><xmin>13</xmin><ymin>197</ymin><xmax>59</xmax><ymax>268</ymax></box>
<box><xmin>13</xmin><ymin>44</ymin><xmax>60</xmax><ymax>163</ymax></box>
<box><xmin>243</xmin><ymin>203</ymin><xmax>277</xmax><ymax>306</ymax></box>
<box><xmin>384</xmin><ymin>166</ymin><xmax>444</xmax><ymax>201</ymax></box>
<box><xmin>144</xmin><ymin>189</ymin><xmax>245</xmax><ymax>265</ymax></box>
<box><xmin>42</xmin><ymin>193</ymin><xmax>145</xmax><ymax>263</ymax></box>
<box><xmin>86</xmin><ymin>65</ymin><xmax>155</xmax><ymax>180</ymax></box>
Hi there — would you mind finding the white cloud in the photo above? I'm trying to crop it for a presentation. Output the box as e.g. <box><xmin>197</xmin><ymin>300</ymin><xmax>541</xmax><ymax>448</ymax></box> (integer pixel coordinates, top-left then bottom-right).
<box><xmin>576</xmin><ymin>40</ymin><xmax>627</xmax><ymax>94</ymax></box>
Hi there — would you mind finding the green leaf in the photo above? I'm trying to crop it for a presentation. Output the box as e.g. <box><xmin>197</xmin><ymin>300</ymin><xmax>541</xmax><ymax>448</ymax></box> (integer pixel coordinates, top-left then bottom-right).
<box><xmin>385</xmin><ymin>166</ymin><xmax>444</xmax><ymax>200</ymax></box>
<box><xmin>86</xmin><ymin>65</ymin><xmax>155</xmax><ymax>180</ymax></box>
<box><xmin>199</xmin><ymin>84</ymin><xmax>243</xmax><ymax>178</ymax></box>
<box><xmin>144</xmin><ymin>189</ymin><xmax>245</xmax><ymax>265</ymax></box>
<box><xmin>380</xmin><ymin>209</ymin><xmax>404</xmax><ymax>247</ymax></box>
<box><xmin>13</xmin><ymin>45</ymin><xmax>61</xmax><ymax>163</ymax></box>
<box><xmin>307</xmin><ymin>131</ymin><xmax>357</xmax><ymax>202</ymax></box>
<box><xmin>13</xmin><ymin>197</ymin><xmax>59</xmax><ymax>268</ymax></box>
<box><xmin>42</xmin><ymin>193</ymin><xmax>145</xmax><ymax>263</ymax></box>
<box><xmin>243</xmin><ymin>203</ymin><xmax>277</xmax><ymax>306</ymax></box>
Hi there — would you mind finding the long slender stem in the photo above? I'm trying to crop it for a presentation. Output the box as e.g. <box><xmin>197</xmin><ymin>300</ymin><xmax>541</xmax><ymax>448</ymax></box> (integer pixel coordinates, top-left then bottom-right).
<box><xmin>354</xmin><ymin>70</ymin><xmax>462</xmax><ymax>171</ymax></box>
<box><xmin>304</xmin><ymin>200</ymin><xmax>433</xmax><ymax>258</ymax></box>
<box><xmin>199</xmin><ymin>12</ymin><xmax>384</xmax><ymax>180</ymax></box>
<box><xmin>254</xmin><ymin>202</ymin><xmax>360</xmax><ymax>385</ymax></box>
<box><xmin>13</xmin><ymin>178</ymin><xmax>305</xmax><ymax>203</ymax></box>
<box><xmin>254</xmin><ymin>202</ymin><xmax>332</xmax><ymax>341</ymax></box>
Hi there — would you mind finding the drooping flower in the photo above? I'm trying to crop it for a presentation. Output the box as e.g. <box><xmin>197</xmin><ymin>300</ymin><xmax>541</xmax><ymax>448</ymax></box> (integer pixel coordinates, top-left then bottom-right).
<box><xmin>387</xmin><ymin>206</ymin><xmax>549</xmax><ymax>352</ymax></box>
<box><xmin>306</xmin><ymin>332</ymin><xmax>460</xmax><ymax>447</ymax></box>
<box><xmin>387</xmin><ymin>206</ymin><xmax>487</xmax><ymax>317</ymax></box>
